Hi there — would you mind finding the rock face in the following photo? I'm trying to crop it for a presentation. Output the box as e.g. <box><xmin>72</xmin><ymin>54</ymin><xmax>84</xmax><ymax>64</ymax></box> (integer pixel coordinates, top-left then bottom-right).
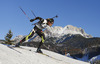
<box><xmin>45</xmin><ymin>25</ymin><xmax>92</xmax><ymax>38</ymax></box>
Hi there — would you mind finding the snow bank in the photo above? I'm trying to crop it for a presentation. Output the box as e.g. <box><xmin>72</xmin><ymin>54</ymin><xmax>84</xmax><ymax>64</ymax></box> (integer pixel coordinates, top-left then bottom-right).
<box><xmin>89</xmin><ymin>55</ymin><xmax>100</xmax><ymax>64</ymax></box>
<box><xmin>0</xmin><ymin>44</ymin><xmax>89</xmax><ymax>64</ymax></box>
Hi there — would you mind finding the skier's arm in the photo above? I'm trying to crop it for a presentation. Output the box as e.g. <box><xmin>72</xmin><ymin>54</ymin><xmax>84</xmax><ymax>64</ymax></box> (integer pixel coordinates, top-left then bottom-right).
<box><xmin>30</xmin><ymin>17</ymin><xmax>43</xmax><ymax>22</ymax></box>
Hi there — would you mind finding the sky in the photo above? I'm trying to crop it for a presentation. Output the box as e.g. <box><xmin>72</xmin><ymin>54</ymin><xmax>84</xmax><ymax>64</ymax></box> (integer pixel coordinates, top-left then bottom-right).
<box><xmin>0</xmin><ymin>0</ymin><xmax>100</xmax><ymax>39</ymax></box>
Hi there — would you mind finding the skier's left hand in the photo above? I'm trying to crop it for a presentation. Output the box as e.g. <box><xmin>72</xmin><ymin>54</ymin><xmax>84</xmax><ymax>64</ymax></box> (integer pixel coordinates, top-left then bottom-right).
<box><xmin>30</xmin><ymin>19</ymin><xmax>34</xmax><ymax>22</ymax></box>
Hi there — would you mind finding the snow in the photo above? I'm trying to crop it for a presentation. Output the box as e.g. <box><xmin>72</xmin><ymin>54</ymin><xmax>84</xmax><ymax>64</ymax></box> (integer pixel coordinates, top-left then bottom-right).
<box><xmin>0</xmin><ymin>44</ymin><xmax>90</xmax><ymax>64</ymax></box>
<box><xmin>46</xmin><ymin>25</ymin><xmax>92</xmax><ymax>38</ymax></box>
<box><xmin>89</xmin><ymin>55</ymin><xmax>100</xmax><ymax>64</ymax></box>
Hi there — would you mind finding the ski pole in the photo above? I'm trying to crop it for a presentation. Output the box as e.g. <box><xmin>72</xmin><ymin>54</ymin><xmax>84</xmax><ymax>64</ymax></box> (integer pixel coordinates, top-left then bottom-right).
<box><xmin>30</xmin><ymin>9</ymin><xmax>37</xmax><ymax>18</ymax></box>
<box><xmin>19</xmin><ymin>7</ymin><xmax>30</xmax><ymax>20</ymax></box>
<box><xmin>30</xmin><ymin>10</ymin><xmax>38</xmax><ymax>25</ymax></box>
<box><xmin>43</xmin><ymin>44</ymin><xmax>49</xmax><ymax>50</ymax></box>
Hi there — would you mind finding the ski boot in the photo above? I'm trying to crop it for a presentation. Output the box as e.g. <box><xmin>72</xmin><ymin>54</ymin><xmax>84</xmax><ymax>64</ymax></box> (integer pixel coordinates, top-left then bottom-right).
<box><xmin>36</xmin><ymin>48</ymin><xmax>43</xmax><ymax>53</ymax></box>
<box><xmin>15</xmin><ymin>42</ymin><xmax>20</xmax><ymax>47</ymax></box>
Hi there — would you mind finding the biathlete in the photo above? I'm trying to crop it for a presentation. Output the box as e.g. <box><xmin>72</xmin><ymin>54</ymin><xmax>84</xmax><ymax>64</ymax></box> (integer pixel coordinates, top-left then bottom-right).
<box><xmin>15</xmin><ymin>17</ymin><xmax>54</xmax><ymax>53</ymax></box>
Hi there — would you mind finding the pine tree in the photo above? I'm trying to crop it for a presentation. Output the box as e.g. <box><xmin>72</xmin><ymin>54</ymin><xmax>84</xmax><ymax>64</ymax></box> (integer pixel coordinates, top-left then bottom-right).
<box><xmin>5</xmin><ymin>30</ymin><xmax>13</xmax><ymax>45</ymax></box>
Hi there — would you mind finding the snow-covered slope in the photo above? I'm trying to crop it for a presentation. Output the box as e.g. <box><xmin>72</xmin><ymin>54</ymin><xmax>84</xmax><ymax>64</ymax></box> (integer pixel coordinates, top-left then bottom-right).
<box><xmin>0</xmin><ymin>44</ymin><xmax>89</xmax><ymax>64</ymax></box>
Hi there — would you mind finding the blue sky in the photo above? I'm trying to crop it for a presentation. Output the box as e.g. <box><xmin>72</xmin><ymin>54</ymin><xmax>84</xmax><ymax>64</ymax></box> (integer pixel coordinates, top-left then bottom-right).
<box><xmin>0</xmin><ymin>0</ymin><xmax>100</xmax><ymax>39</ymax></box>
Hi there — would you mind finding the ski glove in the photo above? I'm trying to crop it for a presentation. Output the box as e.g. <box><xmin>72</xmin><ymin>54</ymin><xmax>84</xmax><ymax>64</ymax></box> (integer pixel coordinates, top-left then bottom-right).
<box><xmin>30</xmin><ymin>19</ymin><xmax>35</xmax><ymax>22</ymax></box>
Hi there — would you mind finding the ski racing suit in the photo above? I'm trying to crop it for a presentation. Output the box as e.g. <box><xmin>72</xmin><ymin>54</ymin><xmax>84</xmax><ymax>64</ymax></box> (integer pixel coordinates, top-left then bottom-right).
<box><xmin>17</xmin><ymin>17</ymin><xmax>49</xmax><ymax>52</ymax></box>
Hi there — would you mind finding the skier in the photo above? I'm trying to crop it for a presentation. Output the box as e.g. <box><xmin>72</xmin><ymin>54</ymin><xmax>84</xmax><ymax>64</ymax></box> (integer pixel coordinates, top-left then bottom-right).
<box><xmin>15</xmin><ymin>17</ymin><xmax>54</xmax><ymax>53</ymax></box>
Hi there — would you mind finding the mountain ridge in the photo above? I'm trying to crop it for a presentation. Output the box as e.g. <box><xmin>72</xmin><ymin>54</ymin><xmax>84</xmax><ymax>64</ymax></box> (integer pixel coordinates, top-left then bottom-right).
<box><xmin>13</xmin><ymin>25</ymin><xmax>92</xmax><ymax>43</ymax></box>
<box><xmin>45</xmin><ymin>25</ymin><xmax>92</xmax><ymax>38</ymax></box>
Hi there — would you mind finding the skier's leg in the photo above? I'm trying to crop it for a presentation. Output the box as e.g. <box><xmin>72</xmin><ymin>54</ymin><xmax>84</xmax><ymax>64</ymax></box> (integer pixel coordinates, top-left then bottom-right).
<box><xmin>15</xmin><ymin>29</ymin><xmax>35</xmax><ymax>47</ymax></box>
<box><xmin>37</xmin><ymin>41</ymin><xmax>43</xmax><ymax>53</ymax></box>
<box><xmin>36</xmin><ymin>31</ymin><xmax>45</xmax><ymax>53</ymax></box>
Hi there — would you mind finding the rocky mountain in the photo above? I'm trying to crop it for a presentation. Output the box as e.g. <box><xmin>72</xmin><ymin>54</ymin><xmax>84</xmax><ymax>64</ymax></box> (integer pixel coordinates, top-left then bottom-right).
<box><xmin>45</xmin><ymin>25</ymin><xmax>92</xmax><ymax>38</ymax></box>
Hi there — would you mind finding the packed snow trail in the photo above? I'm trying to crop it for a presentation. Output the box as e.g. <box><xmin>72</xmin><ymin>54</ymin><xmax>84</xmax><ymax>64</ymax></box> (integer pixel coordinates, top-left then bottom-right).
<box><xmin>0</xmin><ymin>44</ymin><xmax>89</xmax><ymax>64</ymax></box>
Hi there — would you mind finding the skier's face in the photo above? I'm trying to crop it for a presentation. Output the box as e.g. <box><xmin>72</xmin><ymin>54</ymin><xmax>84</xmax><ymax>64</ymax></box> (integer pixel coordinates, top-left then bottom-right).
<box><xmin>48</xmin><ymin>22</ymin><xmax>54</xmax><ymax>27</ymax></box>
